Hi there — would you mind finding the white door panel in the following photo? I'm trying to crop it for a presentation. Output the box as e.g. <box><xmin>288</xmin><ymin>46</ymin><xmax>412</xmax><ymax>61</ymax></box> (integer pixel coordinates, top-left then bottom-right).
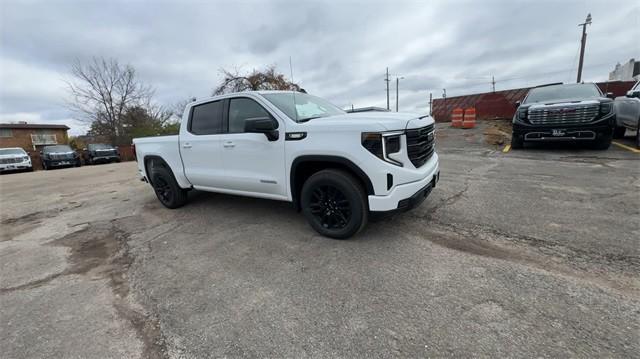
<box><xmin>180</xmin><ymin>133</ymin><xmax>226</xmax><ymax>187</ymax></box>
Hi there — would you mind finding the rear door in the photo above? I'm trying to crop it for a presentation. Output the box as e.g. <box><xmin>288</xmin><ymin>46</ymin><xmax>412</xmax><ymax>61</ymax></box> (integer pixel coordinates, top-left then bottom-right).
<box><xmin>179</xmin><ymin>99</ymin><xmax>227</xmax><ymax>188</ymax></box>
<box><xmin>216</xmin><ymin>96</ymin><xmax>287</xmax><ymax>198</ymax></box>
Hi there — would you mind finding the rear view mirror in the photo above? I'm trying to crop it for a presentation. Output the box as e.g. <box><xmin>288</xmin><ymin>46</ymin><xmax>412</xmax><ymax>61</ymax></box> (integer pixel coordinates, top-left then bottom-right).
<box><xmin>245</xmin><ymin>117</ymin><xmax>279</xmax><ymax>141</ymax></box>
<box><xmin>515</xmin><ymin>100</ymin><xmax>521</xmax><ymax>107</ymax></box>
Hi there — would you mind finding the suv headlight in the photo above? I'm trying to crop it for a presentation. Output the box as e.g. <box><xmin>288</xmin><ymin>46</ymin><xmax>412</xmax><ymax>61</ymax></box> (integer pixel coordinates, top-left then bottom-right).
<box><xmin>23</xmin><ymin>156</ymin><xmax>30</xmax><ymax>162</ymax></box>
<box><xmin>518</xmin><ymin>108</ymin><xmax>528</xmax><ymax>120</ymax></box>
<box><xmin>361</xmin><ymin>131</ymin><xmax>403</xmax><ymax>167</ymax></box>
<box><xmin>600</xmin><ymin>102</ymin><xmax>612</xmax><ymax>114</ymax></box>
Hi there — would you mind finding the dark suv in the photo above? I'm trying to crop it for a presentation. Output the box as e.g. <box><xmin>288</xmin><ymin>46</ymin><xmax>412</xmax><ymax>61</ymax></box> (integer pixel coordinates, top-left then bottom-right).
<box><xmin>82</xmin><ymin>143</ymin><xmax>120</xmax><ymax>165</ymax></box>
<box><xmin>512</xmin><ymin>83</ymin><xmax>615</xmax><ymax>150</ymax></box>
<box><xmin>41</xmin><ymin>145</ymin><xmax>81</xmax><ymax>170</ymax></box>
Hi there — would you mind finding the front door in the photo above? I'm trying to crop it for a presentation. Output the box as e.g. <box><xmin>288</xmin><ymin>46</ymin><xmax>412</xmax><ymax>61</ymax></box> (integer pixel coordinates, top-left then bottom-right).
<box><xmin>217</xmin><ymin>96</ymin><xmax>287</xmax><ymax>198</ymax></box>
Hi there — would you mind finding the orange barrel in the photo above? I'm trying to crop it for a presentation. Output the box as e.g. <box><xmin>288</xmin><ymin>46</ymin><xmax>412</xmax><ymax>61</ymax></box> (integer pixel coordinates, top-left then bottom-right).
<box><xmin>462</xmin><ymin>107</ymin><xmax>476</xmax><ymax>129</ymax></box>
<box><xmin>451</xmin><ymin>108</ymin><xmax>464</xmax><ymax>128</ymax></box>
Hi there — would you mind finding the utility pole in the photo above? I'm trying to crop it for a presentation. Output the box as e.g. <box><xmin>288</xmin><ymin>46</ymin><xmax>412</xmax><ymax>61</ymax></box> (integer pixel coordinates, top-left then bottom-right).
<box><xmin>395</xmin><ymin>76</ymin><xmax>404</xmax><ymax>112</ymax></box>
<box><xmin>385</xmin><ymin>67</ymin><xmax>390</xmax><ymax>110</ymax></box>
<box><xmin>442</xmin><ymin>89</ymin><xmax>447</xmax><ymax>119</ymax></box>
<box><xmin>429</xmin><ymin>92</ymin><xmax>433</xmax><ymax>116</ymax></box>
<box><xmin>577</xmin><ymin>13</ymin><xmax>592</xmax><ymax>83</ymax></box>
<box><xmin>491</xmin><ymin>75</ymin><xmax>496</xmax><ymax>92</ymax></box>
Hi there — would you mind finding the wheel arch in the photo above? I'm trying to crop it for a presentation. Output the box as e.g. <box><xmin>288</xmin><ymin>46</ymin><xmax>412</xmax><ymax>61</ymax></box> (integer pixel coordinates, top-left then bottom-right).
<box><xmin>143</xmin><ymin>155</ymin><xmax>172</xmax><ymax>186</ymax></box>
<box><xmin>290</xmin><ymin>155</ymin><xmax>374</xmax><ymax>210</ymax></box>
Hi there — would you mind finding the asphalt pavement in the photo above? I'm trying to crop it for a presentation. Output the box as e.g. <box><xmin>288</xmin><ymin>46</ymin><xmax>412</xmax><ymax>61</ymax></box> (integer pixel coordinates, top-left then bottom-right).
<box><xmin>1</xmin><ymin>122</ymin><xmax>639</xmax><ymax>358</ymax></box>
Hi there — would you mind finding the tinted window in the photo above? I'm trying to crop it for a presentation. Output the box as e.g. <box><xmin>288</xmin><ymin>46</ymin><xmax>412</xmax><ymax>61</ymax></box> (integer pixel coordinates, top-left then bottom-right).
<box><xmin>190</xmin><ymin>100</ymin><xmax>223</xmax><ymax>135</ymax></box>
<box><xmin>0</xmin><ymin>148</ymin><xmax>25</xmax><ymax>155</ymax></box>
<box><xmin>524</xmin><ymin>84</ymin><xmax>601</xmax><ymax>104</ymax></box>
<box><xmin>228</xmin><ymin>98</ymin><xmax>272</xmax><ymax>133</ymax></box>
<box><xmin>88</xmin><ymin>144</ymin><xmax>112</xmax><ymax>150</ymax></box>
<box><xmin>262</xmin><ymin>92</ymin><xmax>345</xmax><ymax>122</ymax></box>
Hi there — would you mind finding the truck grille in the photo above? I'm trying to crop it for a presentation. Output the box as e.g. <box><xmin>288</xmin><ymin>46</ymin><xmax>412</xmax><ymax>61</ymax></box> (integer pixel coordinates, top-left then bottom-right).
<box><xmin>406</xmin><ymin>124</ymin><xmax>435</xmax><ymax>168</ymax></box>
<box><xmin>0</xmin><ymin>157</ymin><xmax>22</xmax><ymax>164</ymax></box>
<box><xmin>528</xmin><ymin>104</ymin><xmax>599</xmax><ymax>125</ymax></box>
<box><xmin>50</xmin><ymin>153</ymin><xmax>74</xmax><ymax>160</ymax></box>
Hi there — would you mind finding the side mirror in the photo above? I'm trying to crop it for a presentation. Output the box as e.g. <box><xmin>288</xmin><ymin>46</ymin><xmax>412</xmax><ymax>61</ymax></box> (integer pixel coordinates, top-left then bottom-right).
<box><xmin>606</xmin><ymin>92</ymin><xmax>614</xmax><ymax>99</ymax></box>
<box><xmin>515</xmin><ymin>100</ymin><xmax>521</xmax><ymax>107</ymax></box>
<box><xmin>39</xmin><ymin>151</ymin><xmax>43</xmax><ymax>155</ymax></box>
<box><xmin>82</xmin><ymin>148</ymin><xmax>87</xmax><ymax>151</ymax></box>
<box><xmin>244</xmin><ymin>117</ymin><xmax>279</xmax><ymax>141</ymax></box>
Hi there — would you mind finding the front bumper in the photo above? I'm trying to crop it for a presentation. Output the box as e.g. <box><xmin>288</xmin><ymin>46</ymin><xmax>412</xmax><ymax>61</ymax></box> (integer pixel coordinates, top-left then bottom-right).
<box><xmin>513</xmin><ymin>114</ymin><xmax>615</xmax><ymax>142</ymax></box>
<box><xmin>368</xmin><ymin>157</ymin><xmax>439</xmax><ymax>212</ymax></box>
<box><xmin>47</xmin><ymin>159</ymin><xmax>78</xmax><ymax>167</ymax></box>
<box><xmin>0</xmin><ymin>162</ymin><xmax>32</xmax><ymax>172</ymax></box>
<box><xmin>92</xmin><ymin>155</ymin><xmax>120</xmax><ymax>162</ymax></box>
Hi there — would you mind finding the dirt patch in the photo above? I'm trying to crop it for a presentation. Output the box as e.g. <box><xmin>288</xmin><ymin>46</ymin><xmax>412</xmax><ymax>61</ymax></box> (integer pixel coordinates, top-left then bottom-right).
<box><xmin>483</xmin><ymin>119</ymin><xmax>512</xmax><ymax>146</ymax></box>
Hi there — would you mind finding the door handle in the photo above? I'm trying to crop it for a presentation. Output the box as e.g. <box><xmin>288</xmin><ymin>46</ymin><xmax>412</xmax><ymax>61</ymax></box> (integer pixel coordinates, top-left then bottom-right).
<box><xmin>223</xmin><ymin>141</ymin><xmax>235</xmax><ymax>148</ymax></box>
<box><xmin>182</xmin><ymin>143</ymin><xmax>192</xmax><ymax>149</ymax></box>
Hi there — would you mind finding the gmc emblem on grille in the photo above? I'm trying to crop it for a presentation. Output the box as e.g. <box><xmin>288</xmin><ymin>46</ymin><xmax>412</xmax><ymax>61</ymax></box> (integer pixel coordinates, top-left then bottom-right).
<box><xmin>550</xmin><ymin>108</ymin><xmax>576</xmax><ymax>114</ymax></box>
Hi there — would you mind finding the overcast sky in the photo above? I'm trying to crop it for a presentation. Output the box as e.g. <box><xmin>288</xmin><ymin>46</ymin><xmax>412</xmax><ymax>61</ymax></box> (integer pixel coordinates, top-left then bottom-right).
<box><xmin>1</xmin><ymin>0</ymin><xmax>639</xmax><ymax>135</ymax></box>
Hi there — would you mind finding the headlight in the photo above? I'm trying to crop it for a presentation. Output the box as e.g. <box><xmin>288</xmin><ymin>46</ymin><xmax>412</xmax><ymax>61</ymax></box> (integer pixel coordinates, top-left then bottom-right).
<box><xmin>361</xmin><ymin>131</ymin><xmax>403</xmax><ymax>166</ymax></box>
<box><xmin>600</xmin><ymin>103</ymin><xmax>612</xmax><ymax>114</ymax></box>
<box><xmin>23</xmin><ymin>156</ymin><xmax>30</xmax><ymax>161</ymax></box>
<box><xmin>518</xmin><ymin>108</ymin><xmax>528</xmax><ymax>120</ymax></box>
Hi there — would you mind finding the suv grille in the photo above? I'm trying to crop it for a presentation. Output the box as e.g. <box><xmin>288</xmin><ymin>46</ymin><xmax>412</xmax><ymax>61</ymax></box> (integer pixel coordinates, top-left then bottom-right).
<box><xmin>528</xmin><ymin>104</ymin><xmax>599</xmax><ymax>125</ymax></box>
<box><xmin>406</xmin><ymin>124</ymin><xmax>435</xmax><ymax>168</ymax></box>
<box><xmin>50</xmin><ymin>153</ymin><xmax>74</xmax><ymax>160</ymax></box>
<box><xmin>0</xmin><ymin>157</ymin><xmax>22</xmax><ymax>164</ymax></box>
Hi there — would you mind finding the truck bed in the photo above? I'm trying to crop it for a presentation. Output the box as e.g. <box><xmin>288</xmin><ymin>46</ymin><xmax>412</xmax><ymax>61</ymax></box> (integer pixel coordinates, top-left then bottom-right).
<box><xmin>133</xmin><ymin>135</ymin><xmax>192</xmax><ymax>188</ymax></box>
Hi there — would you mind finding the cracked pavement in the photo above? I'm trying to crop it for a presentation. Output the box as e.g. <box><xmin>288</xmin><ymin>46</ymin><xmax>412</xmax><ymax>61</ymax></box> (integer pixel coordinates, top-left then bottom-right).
<box><xmin>1</xmin><ymin>123</ymin><xmax>639</xmax><ymax>358</ymax></box>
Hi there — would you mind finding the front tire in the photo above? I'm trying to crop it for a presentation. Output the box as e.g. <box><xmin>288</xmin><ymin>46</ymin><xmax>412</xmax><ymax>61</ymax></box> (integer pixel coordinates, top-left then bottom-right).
<box><xmin>613</xmin><ymin>126</ymin><xmax>626</xmax><ymax>139</ymax></box>
<box><xmin>301</xmin><ymin>169</ymin><xmax>368</xmax><ymax>239</ymax></box>
<box><xmin>510</xmin><ymin>133</ymin><xmax>524</xmax><ymax>149</ymax></box>
<box><xmin>42</xmin><ymin>161</ymin><xmax>48</xmax><ymax>170</ymax></box>
<box><xmin>592</xmin><ymin>133</ymin><xmax>612</xmax><ymax>150</ymax></box>
<box><xmin>150</xmin><ymin>164</ymin><xmax>188</xmax><ymax>209</ymax></box>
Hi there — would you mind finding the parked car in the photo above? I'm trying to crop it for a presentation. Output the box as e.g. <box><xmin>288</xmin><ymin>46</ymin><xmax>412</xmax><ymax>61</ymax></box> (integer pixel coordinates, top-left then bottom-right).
<box><xmin>133</xmin><ymin>91</ymin><xmax>440</xmax><ymax>239</ymax></box>
<box><xmin>0</xmin><ymin>147</ymin><xmax>33</xmax><ymax>173</ymax></box>
<box><xmin>613</xmin><ymin>81</ymin><xmax>640</xmax><ymax>148</ymax></box>
<box><xmin>511</xmin><ymin>83</ymin><xmax>616</xmax><ymax>150</ymax></box>
<box><xmin>41</xmin><ymin>145</ymin><xmax>81</xmax><ymax>170</ymax></box>
<box><xmin>82</xmin><ymin>143</ymin><xmax>121</xmax><ymax>164</ymax></box>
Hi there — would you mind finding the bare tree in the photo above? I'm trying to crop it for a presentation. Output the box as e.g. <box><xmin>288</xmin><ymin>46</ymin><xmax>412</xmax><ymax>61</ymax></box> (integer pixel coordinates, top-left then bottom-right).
<box><xmin>213</xmin><ymin>65</ymin><xmax>301</xmax><ymax>95</ymax></box>
<box><xmin>67</xmin><ymin>57</ymin><xmax>154</xmax><ymax>144</ymax></box>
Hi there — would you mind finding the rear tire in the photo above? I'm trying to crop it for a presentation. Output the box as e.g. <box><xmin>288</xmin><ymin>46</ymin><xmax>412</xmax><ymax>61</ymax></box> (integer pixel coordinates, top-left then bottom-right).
<box><xmin>510</xmin><ymin>133</ymin><xmax>524</xmax><ymax>149</ymax></box>
<box><xmin>150</xmin><ymin>164</ymin><xmax>188</xmax><ymax>209</ymax></box>
<box><xmin>301</xmin><ymin>169</ymin><xmax>367</xmax><ymax>239</ymax></box>
<box><xmin>613</xmin><ymin>126</ymin><xmax>626</xmax><ymax>139</ymax></box>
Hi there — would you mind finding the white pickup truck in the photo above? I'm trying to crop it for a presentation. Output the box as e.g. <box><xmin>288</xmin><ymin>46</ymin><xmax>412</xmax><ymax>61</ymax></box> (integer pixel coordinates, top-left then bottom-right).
<box><xmin>133</xmin><ymin>91</ymin><xmax>439</xmax><ymax>239</ymax></box>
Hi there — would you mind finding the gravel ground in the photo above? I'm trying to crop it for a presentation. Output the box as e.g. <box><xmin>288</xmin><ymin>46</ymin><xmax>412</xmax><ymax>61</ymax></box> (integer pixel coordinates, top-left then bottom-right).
<box><xmin>1</xmin><ymin>122</ymin><xmax>639</xmax><ymax>358</ymax></box>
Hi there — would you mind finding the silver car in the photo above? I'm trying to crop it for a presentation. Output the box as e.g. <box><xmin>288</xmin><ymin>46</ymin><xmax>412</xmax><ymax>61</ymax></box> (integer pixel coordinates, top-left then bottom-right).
<box><xmin>0</xmin><ymin>147</ymin><xmax>33</xmax><ymax>173</ymax></box>
<box><xmin>613</xmin><ymin>81</ymin><xmax>640</xmax><ymax>148</ymax></box>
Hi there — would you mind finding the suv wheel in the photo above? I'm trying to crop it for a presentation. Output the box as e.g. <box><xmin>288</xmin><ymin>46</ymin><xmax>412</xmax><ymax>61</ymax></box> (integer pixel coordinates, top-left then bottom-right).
<box><xmin>42</xmin><ymin>161</ymin><xmax>48</xmax><ymax>170</ymax></box>
<box><xmin>510</xmin><ymin>133</ymin><xmax>524</xmax><ymax>149</ymax></box>
<box><xmin>150</xmin><ymin>165</ymin><xmax>188</xmax><ymax>209</ymax></box>
<box><xmin>301</xmin><ymin>169</ymin><xmax>367</xmax><ymax>239</ymax></box>
<box><xmin>613</xmin><ymin>126</ymin><xmax>626</xmax><ymax>139</ymax></box>
<box><xmin>592</xmin><ymin>133</ymin><xmax>612</xmax><ymax>150</ymax></box>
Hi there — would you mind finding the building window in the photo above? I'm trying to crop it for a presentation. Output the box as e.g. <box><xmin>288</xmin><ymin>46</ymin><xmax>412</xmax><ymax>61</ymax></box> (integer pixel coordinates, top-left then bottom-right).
<box><xmin>0</xmin><ymin>128</ymin><xmax>13</xmax><ymax>137</ymax></box>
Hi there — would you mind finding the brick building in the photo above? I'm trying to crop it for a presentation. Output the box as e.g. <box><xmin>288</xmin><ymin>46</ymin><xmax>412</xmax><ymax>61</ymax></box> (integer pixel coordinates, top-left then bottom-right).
<box><xmin>0</xmin><ymin>123</ymin><xmax>70</xmax><ymax>153</ymax></box>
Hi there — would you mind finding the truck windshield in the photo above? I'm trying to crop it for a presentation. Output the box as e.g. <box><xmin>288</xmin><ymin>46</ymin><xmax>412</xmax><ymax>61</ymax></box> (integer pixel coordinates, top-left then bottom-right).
<box><xmin>88</xmin><ymin>144</ymin><xmax>112</xmax><ymax>150</ymax></box>
<box><xmin>524</xmin><ymin>84</ymin><xmax>601</xmax><ymax>104</ymax></box>
<box><xmin>44</xmin><ymin>145</ymin><xmax>73</xmax><ymax>153</ymax></box>
<box><xmin>262</xmin><ymin>92</ymin><xmax>345</xmax><ymax>122</ymax></box>
<box><xmin>0</xmin><ymin>148</ymin><xmax>25</xmax><ymax>155</ymax></box>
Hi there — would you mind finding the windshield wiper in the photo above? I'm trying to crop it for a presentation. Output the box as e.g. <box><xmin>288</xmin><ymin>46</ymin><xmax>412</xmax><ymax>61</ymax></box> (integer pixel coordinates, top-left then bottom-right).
<box><xmin>297</xmin><ymin>115</ymin><xmax>324</xmax><ymax>123</ymax></box>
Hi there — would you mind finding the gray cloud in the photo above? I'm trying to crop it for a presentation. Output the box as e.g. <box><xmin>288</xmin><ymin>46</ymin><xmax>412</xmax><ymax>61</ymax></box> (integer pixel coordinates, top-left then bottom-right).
<box><xmin>1</xmin><ymin>0</ymin><xmax>638</xmax><ymax>135</ymax></box>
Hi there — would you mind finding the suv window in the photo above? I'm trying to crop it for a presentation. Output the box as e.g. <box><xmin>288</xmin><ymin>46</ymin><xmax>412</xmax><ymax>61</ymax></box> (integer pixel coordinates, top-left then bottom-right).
<box><xmin>228</xmin><ymin>98</ymin><xmax>272</xmax><ymax>133</ymax></box>
<box><xmin>190</xmin><ymin>100</ymin><xmax>223</xmax><ymax>135</ymax></box>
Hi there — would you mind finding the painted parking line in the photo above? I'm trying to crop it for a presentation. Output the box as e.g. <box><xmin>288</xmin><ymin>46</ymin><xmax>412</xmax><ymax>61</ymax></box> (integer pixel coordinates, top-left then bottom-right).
<box><xmin>502</xmin><ymin>144</ymin><xmax>511</xmax><ymax>153</ymax></box>
<box><xmin>612</xmin><ymin>141</ymin><xmax>640</xmax><ymax>153</ymax></box>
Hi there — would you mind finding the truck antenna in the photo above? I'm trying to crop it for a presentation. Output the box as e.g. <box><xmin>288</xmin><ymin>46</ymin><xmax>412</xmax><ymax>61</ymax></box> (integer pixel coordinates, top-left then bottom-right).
<box><xmin>289</xmin><ymin>56</ymin><xmax>298</xmax><ymax>122</ymax></box>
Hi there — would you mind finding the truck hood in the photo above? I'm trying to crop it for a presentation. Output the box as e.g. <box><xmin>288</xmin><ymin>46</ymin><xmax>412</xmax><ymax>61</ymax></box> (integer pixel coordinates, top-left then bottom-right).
<box><xmin>525</xmin><ymin>98</ymin><xmax>602</xmax><ymax>109</ymax></box>
<box><xmin>302</xmin><ymin>112</ymin><xmax>434</xmax><ymax>131</ymax></box>
<box><xmin>0</xmin><ymin>154</ymin><xmax>26</xmax><ymax>159</ymax></box>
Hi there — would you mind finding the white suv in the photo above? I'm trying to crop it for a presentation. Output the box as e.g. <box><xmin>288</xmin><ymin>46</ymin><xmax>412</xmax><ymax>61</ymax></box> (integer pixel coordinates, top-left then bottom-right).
<box><xmin>133</xmin><ymin>91</ymin><xmax>439</xmax><ymax>239</ymax></box>
<box><xmin>0</xmin><ymin>147</ymin><xmax>33</xmax><ymax>173</ymax></box>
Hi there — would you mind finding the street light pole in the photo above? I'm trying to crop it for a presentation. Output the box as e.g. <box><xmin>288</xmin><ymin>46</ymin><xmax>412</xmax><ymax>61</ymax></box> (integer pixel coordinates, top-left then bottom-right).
<box><xmin>577</xmin><ymin>13</ymin><xmax>592</xmax><ymax>83</ymax></box>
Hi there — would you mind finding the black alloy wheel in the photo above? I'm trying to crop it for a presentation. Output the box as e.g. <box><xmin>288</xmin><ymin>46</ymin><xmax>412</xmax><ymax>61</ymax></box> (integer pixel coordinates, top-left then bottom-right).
<box><xmin>309</xmin><ymin>185</ymin><xmax>352</xmax><ymax>230</ymax></box>
<box><xmin>150</xmin><ymin>164</ymin><xmax>188</xmax><ymax>209</ymax></box>
<box><xmin>301</xmin><ymin>169</ymin><xmax>367</xmax><ymax>239</ymax></box>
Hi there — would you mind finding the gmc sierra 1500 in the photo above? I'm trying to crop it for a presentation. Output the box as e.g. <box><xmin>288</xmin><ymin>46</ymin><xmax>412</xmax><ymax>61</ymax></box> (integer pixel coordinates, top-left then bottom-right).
<box><xmin>133</xmin><ymin>91</ymin><xmax>439</xmax><ymax>239</ymax></box>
